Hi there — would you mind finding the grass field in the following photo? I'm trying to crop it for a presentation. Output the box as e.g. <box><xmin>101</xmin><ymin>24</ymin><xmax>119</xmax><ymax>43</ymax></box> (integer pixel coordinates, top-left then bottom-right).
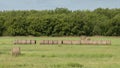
<box><xmin>0</xmin><ymin>36</ymin><xmax>120</xmax><ymax>68</ymax></box>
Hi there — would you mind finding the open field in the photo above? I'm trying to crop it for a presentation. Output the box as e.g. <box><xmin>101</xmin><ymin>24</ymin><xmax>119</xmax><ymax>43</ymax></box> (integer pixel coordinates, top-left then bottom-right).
<box><xmin>0</xmin><ymin>36</ymin><xmax>120</xmax><ymax>68</ymax></box>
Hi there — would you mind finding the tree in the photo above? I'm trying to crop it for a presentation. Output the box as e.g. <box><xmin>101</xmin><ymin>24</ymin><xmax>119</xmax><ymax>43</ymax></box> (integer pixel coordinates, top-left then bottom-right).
<box><xmin>107</xmin><ymin>14</ymin><xmax>120</xmax><ymax>36</ymax></box>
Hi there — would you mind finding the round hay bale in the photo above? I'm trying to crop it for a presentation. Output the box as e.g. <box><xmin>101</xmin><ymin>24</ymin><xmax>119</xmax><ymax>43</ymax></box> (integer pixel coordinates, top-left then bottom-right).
<box><xmin>44</xmin><ymin>40</ymin><xmax>49</xmax><ymax>45</ymax></box>
<box><xmin>40</xmin><ymin>40</ymin><xmax>44</xmax><ymax>45</ymax></box>
<box><xmin>80</xmin><ymin>40</ymin><xmax>88</xmax><ymax>45</ymax></box>
<box><xmin>26</xmin><ymin>40</ymin><xmax>31</xmax><ymax>44</ymax></box>
<box><xmin>97</xmin><ymin>41</ymin><xmax>101</xmax><ymax>45</ymax></box>
<box><xmin>92</xmin><ymin>41</ymin><xmax>97</xmax><ymax>45</ymax></box>
<box><xmin>30</xmin><ymin>40</ymin><xmax>36</xmax><ymax>44</ymax></box>
<box><xmin>58</xmin><ymin>40</ymin><xmax>63</xmax><ymax>45</ymax></box>
<box><xmin>11</xmin><ymin>47</ymin><xmax>21</xmax><ymax>56</ymax></box>
<box><xmin>103</xmin><ymin>41</ymin><xmax>107</xmax><ymax>45</ymax></box>
<box><xmin>49</xmin><ymin>40</ymin><xmax>53</xmax><ymax>44</ymax></box>
<box><xmin>22</xmin><ymin>40</ymin><xmax>27</xmax><ymax>44</ymax></box>
<box><xmin>72</xmin><ymin>40</ymin><xmax>81</xmax><ymax>45</ymax></box>
<box><xmin>18</xmin><ymin>40</ymin><xmax>22</xmax><ymax>44</ymax></box>
<box><xmin>63</xmin><ymin>40</ymin><xmax>72</xmax><ymax>45</ymax></box>
<box><xmin>87</xmin><ymin>40</ymin><xmax>92</xmax><ymax>45</ymax></box>
<box><xmin>106</xmin><ymin>40</ymin><xmax>111</xmax><ymax>45</ymax></box>
<box><xmin>52</xmin><ymin>40</ymin><xmax>58</xmax><ymax>44</ymax></box>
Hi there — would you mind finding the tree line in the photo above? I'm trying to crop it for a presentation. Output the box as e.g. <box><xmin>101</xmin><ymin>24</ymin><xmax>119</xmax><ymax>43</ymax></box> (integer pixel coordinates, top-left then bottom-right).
<box><xmin>0</xmin><ymin>8</ymin><xmax>120</xmax><ymax>36</ymax></box>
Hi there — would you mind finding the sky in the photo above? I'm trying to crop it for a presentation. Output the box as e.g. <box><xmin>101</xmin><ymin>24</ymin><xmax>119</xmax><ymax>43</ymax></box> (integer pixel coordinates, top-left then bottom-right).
<box><xmin>0</xmin><ymin>0</ymin><xmax>120</xmax><ymax>11</ymax></box>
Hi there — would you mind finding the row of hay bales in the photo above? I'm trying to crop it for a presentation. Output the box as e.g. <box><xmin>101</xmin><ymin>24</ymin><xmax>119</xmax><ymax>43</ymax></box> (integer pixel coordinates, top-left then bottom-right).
<box><xmin>80</xmin><ymin>40</ymin><xmax>111</xmax><ymax>45</ymax></box>
<box><xmin>40</xmin><ymin>40</ymin><xmax>111</xmax><ymax>45</ymax></box>
<box><xmin>14</xmin><ymin>40</ymin><xmax>111</xmax><ymax>45</ymax></box>
<box><xmin>14</xmin><ymin>40</ymin><xmax>36</xmax><ymax>44</ymax></box>
<box><xmin>40</xmin><ymin>40</ymin><xmax>63</xmax><ymax>45</ymax></box>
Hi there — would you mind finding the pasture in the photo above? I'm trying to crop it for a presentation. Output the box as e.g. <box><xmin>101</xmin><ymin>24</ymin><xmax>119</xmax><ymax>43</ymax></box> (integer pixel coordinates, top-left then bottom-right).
<box><xmin>0</xmin><ymin>36</ymin><xmax>120</xmax><ymax>68</ymax></box>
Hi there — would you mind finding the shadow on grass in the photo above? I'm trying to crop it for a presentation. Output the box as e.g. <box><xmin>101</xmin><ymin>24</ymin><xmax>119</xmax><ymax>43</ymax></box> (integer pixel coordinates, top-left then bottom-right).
<box><xmin>67</xmin><ymin>63</ymin><xmax>83</xmax><ymax>68</ymax></box>
<box><xmin>51</xmin><ymin>63</ymin><xmax>84</xmax><ymax>68</ymax></box>
<box><xmin>19</xmin><ymin>52</ymin><xmax>113</xmax><ymax>59</ymax></box>
<box><xmin>26</xmin><ymin>53</ymin><xmax>113</xmax><ymax>58</ymax></box>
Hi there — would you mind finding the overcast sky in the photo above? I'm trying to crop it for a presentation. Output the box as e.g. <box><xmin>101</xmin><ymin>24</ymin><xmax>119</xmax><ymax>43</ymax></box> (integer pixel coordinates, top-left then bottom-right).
<box><xmin>0</xmin><ymin>0</ymin><xmax>120</xmax><ymax>10</ymax></box>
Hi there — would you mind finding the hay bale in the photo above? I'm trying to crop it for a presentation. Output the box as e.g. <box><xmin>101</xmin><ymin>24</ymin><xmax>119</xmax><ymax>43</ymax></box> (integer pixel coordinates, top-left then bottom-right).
<box><xmin>97</xmin><ymin>40</ymin><xmax>107</xmax><ymax>45</ymax></box>
<box><xmin>72</xmin><ymin>40</ymin><xmax>81</xmax><ymax>45</ymax></box>
<box><xmin>103</xmin><ymin>41</ymin><xmax>107</xmax><ymax>45</ymax></box>
<box><xmin>14</xmin><ymin>40</ymin><xmax>22</xmax><ymax>44</ymax></box>
<box><xmin>30</xmin><ymin>40</ymin><xmax>36</xmax><ymax>44</ymax></box>
<box><xmin>40</xmin><ymin>40</ymin><xmax>44</xmax><ymax>45</ymax></box>
<box><xmin>99</xmin><ymin>41</ymin><xmax>105</xmax><ymax>45</ymax></box>
<box><xmin>44</xmin><ymin>40</ymin><xmax>49</xmax><ymax>44</ymax></box>
<box><xmin>18</xmin><ymin>40</ymin><xmax>23</xmax><ymax>44</ymax></box>
<box><xmin>52</xmin><ymin>40</ymin><xmax>58</xmax><ymax>44</ymax></box>
<box><xmin>26</xmin><ymin>40</ymin><xmax>31</xmax><ymax>44</ymax></box>
<box><xmin>11</xmin><ymin>47</ymin><xmax>21</xmax><ymax>56</ymax></box>
<box><xmin>84</xmin><ymin>40</ymin><xmax>90</xmax><ymax>45</ymax></box>
<box><xmin>58</xmin><ymin>40</ymin><xmax>63</xmax><ymax>45</ymax></box>
<box><xmin>14</xmin><ymin>40</ymin><xmax>24</xmax><ymax>44</ymax></box>
<box><xmin>96</xmin><ymin>41</ymin><xmax>101</xmax><ymax>45</ymax></box>
<box><xmin>63</xmin><ymin>40</ymin><xmax>72</xmax><ymax>45</ymax></box>
<box><xmin>14</xmin><ymin>40</ymin><xmax>36</xmax><ymax>45</ymax></box>
<box><xmin>22</xmin><ymin>40</ymin><xmax>27</xmax><ymax>44</ymax></box>
<box><xmin>49</xmin><ymin>40</ymin><xmax>53</xmax><ymax>44</ymax></box>
<box><xmin>87</xmin><ymin>40</ymin><xmax>93</xmax><ymax>45</ymax></box>
<box><xmin>85</xmin><ymin>40</ymin><xmax>89</xmax><ymax>45</ymax></box>
<box><xmin>92</xmin><ymin>41</ymin><xmax>97</xmax><ymax>45</ymax></box>
<box><xmin>106</xmin><ymin>40</ymin><xmax>111</xmax><ymax>45</ymax></box>
<box><xmin>80</xmin><ymin>40</ymin><xmax>88</xmax><ymax>45</ymax></box>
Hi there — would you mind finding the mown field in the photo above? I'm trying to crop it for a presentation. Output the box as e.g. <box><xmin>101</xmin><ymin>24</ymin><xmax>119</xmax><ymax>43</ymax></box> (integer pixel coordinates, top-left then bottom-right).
<box><xmin>0</xmin><ymin>36</ymin><xmax>120</xmax><ymax>68</ymax></box>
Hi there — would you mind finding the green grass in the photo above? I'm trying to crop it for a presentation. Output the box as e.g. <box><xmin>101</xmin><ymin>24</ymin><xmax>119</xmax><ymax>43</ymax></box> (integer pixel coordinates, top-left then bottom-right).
<box><xmin>0</xmin><ymin>36</ymin><xmax>120</xmax><ymax>68</ymax></box>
